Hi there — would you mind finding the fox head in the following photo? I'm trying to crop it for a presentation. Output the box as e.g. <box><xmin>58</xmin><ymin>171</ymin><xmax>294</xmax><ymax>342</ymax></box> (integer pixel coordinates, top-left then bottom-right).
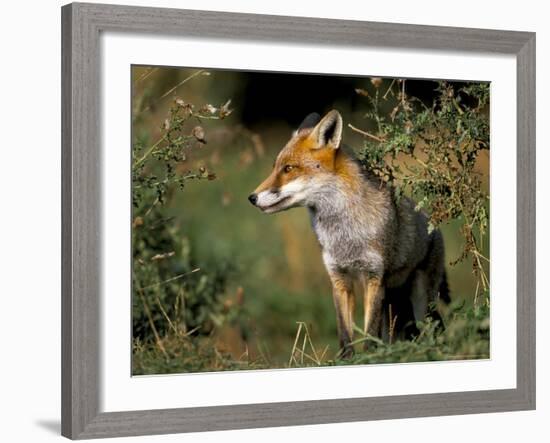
<box><xmin>248</xmin><ymin>110</ymin><xmax>346</xmax><ymax>213</ymax></box>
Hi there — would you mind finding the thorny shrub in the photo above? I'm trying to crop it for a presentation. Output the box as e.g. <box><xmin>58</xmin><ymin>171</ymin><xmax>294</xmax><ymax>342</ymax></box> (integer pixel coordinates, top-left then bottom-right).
<box><xmin>355</xmin><ymin>79</ymin><xmax>490</xmax><ymax>305</ymax></box>
<box><xmin>131</xmin><ymin>74</ymin><xmax>238</xmax><ymax>349</ymax></box>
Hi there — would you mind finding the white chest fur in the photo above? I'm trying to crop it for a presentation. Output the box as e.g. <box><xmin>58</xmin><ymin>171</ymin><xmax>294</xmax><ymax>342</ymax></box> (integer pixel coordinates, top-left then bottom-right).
<box><xmin>309</xmin><ymin>203</ymin><xmax>385</xmax><ymax>275</ymax></box>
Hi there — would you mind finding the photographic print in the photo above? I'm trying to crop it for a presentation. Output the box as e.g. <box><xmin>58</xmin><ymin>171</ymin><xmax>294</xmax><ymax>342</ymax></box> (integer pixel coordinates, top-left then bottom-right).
<box><xmin>131</xmin><ymin>66</ymin><xmax>490</xmax><ymax>375</ymax></box>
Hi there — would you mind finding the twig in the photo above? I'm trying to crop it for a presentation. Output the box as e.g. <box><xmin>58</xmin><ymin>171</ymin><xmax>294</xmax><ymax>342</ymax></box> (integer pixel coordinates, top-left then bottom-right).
<box><xmin>305</xmin><ymin>324</ymin><xmax>320</xmax><ymax>363</ymax></box>
<box><xmin>144</xmin><ymin>196</ymin><xmax>160</xmax><ymax>216</ymax></box>
<box><xmin>388</xmin><ymin>304</ymin><xmax>398</xmax><ymax>345</ymax></box>
<box><xmin>138</xmin><ymin>268</ymin><xmax>200</xmax><ymax>291</ymax></box>
<box><xmin>452</xmin><ymin>97</ymin><xmax>465</xmax><ymax>115</ymax></box>
<box><xmin>472</xmin><ymin>249</ymin><xmax>490</xmax><ymax>263</ymax></box>
<box><xmin>348</xmin><ymin>124</ymin><xmax>385</xmax><ymax>142</ymax></box>
<box><xmin>292</xmin><ymin>348</ymin><xmax>323</xmax><ymax>365</ymax></box>
<box><xmin>154</xmin><ymin>291</ymin><xmax>178</xmax><ymax>335</ymax></box>
<box><xmin>136</xmin><ymin>288</ymin><xmax>168</xmax><ymax>358</ymax></box>
<box><xmin>182</xmin><ymin>326</ymin><xmax>200</xmax><ymax>337</ymax></box>
<box><xmin>301</xmin><ymin>326</ymin><xmax>307</xmax><ymax>365</ymax></box>
<box><xmin>257</xmin><ymin>341</ymin><xmax>272</xmax><ymax>366</ymax></box>
<box><xmin>137</xmin><ymin>69</ymin><xmax>206</xmax><ymax>116</ymax></box>
<box><xmin>302</xmin><ymin>322</ymin><xmax>321</xmax><ymax>364</ymax></box>
<box><xmin>455</xmin><ymin>197</ymin><xmax>490</xmax><ymax>292</ymax></box>
<box><xmin>288</xmin><ymin>322</ymin><xmax>303</xmax><ymax>367</ymax></box>
<box><xmin>319</xmin><ymin>345</ymin><xmax>330</xmax><ymax>362</ymax></box>
<box><xmin>473</xmin><ymin>280</ymin><xmax>480</xmax><ymax>308</ymax></box>
<box><xmin>289</xmin><ymin>321</ymin><xmax>323</xmax><ymax>366</ymax></box>
<box><xmin>133</xmin><ymin>67</ymin><xmax>158</xmax><ymax>86</ymax></box>
<box><xmin>382</xmin><ymin>78</ymin><xmax>396</xmax><ymax>100</ymax></box>
<box><xmin>238</xmin><ymin>345</ymin><xmax>250</xmax><ymax>363</ymax></box>
<box><xmin>346</xmin><ymin>333</ymin><xmax>384</xmax><ymax>348</ymax></box>
<box><xmin>133</xmin><ymin>135</ymin><xmax>166</xmax><ymax>168</ymax></box>
<box><xmin>174</xmin><ymin>287</ymin><xmax>187</xmax><ymax>334</ymax></box>
<box><xmin>158</xmin><ymin>69</ymin><xmax>205</xmax><ymax>101</ymax></box>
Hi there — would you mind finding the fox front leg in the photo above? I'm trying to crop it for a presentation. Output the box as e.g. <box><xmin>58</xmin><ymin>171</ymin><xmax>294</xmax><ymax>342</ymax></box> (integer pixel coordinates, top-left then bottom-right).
<box><xmin>328</xmin><ymin>272</ymin><xmax>355</xmax><ymax>359</ymax></box>
<box><xmin>362</xmin><ymin>275</ymin><xmax>385</xmax><ymax>350</ymax></box>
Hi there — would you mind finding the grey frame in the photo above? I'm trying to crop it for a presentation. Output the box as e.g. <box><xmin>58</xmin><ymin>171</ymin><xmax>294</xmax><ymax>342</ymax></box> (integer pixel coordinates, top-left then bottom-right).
<box><xmin>61</xmin><ymin>2</ymin><xmax>536</xmax><ymax>439</ymax></box>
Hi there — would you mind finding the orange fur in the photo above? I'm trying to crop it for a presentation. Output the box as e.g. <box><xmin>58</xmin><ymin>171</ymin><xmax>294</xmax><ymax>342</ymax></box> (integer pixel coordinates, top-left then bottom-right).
<box><xmin>253</xmin><ymin>130</ymin><xmax>362</xmax><ymax>195</ymax></box>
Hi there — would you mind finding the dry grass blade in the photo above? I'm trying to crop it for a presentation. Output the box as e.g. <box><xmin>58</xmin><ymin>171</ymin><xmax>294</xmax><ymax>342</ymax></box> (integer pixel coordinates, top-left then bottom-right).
<box><xmin>138</xmin><ymin>268</ymin><xmax>200</xmax><ymax>291</ymax></box>
<box><xmin>137</xmin><ymin>69</ymin><xmax>206</xmax><ymax>116</ymax></box>
<box><xmin>133</xmin><ymin>67</ymin><xmax>158</xmax><ymax>86</ymax></box>
<box><xmin>288</xmin><ymin>322</ymin><xmax>324</xmax><ymax>366</ymax></box>
<box><xmin>388</xmin><ymin>304</ymin><xmax>398</xmax><ymax>345</ymax></box>
<box><xmin>154</xmin><ymin>290</ymin><xmax>178</xmax><ymax>336</ymax></box>
<box><xmin>136</xmin><ymin>288</ymin><xmax>168</xmax><ymax>358</ymax></box>
<box><xmin>348</xmin><ymin>123</ymin><xmax>385</xmax><ymax>142</ymax></box>
<box><xmin>288</xmin><ymin>322</ymin><xmax>303</xmax><ymax>367</ymax></box>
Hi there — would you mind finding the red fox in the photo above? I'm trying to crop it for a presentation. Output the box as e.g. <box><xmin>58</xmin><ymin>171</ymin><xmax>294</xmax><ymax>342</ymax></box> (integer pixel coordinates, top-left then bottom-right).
<box><xmin>249</xmin><ymin>110</ymin><xmax>450</xmax><ymax>358</ymax></box>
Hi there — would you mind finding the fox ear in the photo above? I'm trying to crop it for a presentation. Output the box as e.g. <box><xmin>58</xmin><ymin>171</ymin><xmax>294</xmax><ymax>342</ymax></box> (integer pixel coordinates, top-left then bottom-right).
<box><xmin>297</xmin><ymin>112</ymin><xmax>321</xmax><ymax>131</ymax></box>
<box><xmin>311</xmin><ymin>110</ymin><xmax>343</xmax><ymax>149</ymax></box>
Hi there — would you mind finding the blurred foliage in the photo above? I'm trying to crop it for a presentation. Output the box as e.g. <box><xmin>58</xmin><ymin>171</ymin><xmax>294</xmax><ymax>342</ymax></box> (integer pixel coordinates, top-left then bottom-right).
<box><xmin>132</xmin><ymin>71</ymin><xmax>241</xmax><ymax>355</ymax></box>
<box><xmin>355</xmin><ymin>79</ymin><xmax>490</xmax><ymax>304</ymax></box>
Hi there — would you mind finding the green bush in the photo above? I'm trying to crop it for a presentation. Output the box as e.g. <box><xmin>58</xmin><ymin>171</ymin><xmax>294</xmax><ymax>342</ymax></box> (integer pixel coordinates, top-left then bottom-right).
<box><xmin>132</xmin><ymin>81</ymin><xmax>237</xmax><ymax>348</ymax></box>
<box><xmin>354</xmin><ymin>79</ymin><xmax>490</xmax><ymax>305</ymax></box>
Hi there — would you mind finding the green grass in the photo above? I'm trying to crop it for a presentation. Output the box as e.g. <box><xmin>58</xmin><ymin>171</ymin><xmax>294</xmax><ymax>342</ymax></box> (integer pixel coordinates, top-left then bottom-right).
<box><xmin>337</xmin><ymin>303</ymin><xmax>490</xmax><ymax>366</ymax></box>
<box><xmin>132</xmin><ymin>301</ymin><xmax>489</xmax><ymax>375</ymax></box>
<box><xmin>132</xmin><ymin>335</ymin><xmax>269</xmax><ymax>375</ymax></box>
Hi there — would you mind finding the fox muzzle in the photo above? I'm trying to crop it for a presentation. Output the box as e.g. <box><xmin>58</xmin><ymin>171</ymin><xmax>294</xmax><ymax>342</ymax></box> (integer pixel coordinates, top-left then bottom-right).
<box><xmin>248</xmin><ymin>193</ymin><xmax>258</xmax><ymax>206</ymax></box>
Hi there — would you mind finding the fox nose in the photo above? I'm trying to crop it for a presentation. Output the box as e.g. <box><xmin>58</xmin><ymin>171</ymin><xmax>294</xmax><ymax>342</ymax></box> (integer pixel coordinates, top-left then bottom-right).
<box><xmin>248</xmin><ymin>193</ymin><xmax>258</xmax><ymax>206</ymax></box>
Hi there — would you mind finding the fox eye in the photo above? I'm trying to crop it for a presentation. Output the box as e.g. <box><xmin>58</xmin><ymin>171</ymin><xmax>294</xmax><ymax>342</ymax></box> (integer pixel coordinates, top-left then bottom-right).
<box><xmin>283</xmin><ymin>165</ymin><xmax>294</xmax><ymax>173</ymax></box>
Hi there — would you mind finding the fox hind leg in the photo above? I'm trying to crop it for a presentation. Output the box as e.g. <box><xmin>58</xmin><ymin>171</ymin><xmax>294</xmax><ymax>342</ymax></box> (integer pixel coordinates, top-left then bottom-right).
<box><xmin>410</xmin><ymin>270</ymin><xmax>429</xmax><ymax>323</ymax></box>
<box><xmin>410</xmin><ymin>267</ymin><xmax>451</xmax><ymax>333</ymax></box>
<box><xmin>422</xmin><ymin>230</ymin><xmax>449</xmax><ymax>324</ymax></box>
